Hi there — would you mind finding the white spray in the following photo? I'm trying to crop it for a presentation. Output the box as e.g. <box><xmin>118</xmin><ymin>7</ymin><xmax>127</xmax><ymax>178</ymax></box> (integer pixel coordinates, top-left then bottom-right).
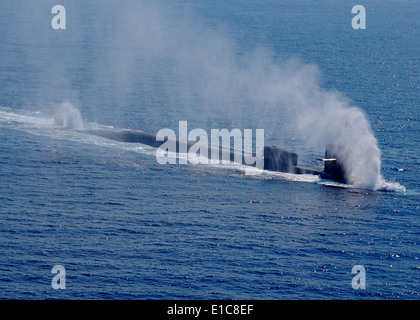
<box><xmin>17</xmin><ymin>0</ymin><xmax>403</xmax><ymax>191</ymax></box>
<box><xmin>105</xmin><ymin>2</ymin><xmax>405</xmax><ymax>191</ymax></box>
<box><xmin>53</xmin><ymin>101</ymin><xmax>84</xmax><ymax>130</ymax></box>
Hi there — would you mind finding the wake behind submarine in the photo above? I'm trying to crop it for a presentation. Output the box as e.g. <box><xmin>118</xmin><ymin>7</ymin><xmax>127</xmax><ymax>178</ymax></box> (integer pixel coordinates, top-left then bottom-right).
<box><xmin>78</xmin><ymin>127</ymin><xmax>352</xmax><ymax>184</ymax></box>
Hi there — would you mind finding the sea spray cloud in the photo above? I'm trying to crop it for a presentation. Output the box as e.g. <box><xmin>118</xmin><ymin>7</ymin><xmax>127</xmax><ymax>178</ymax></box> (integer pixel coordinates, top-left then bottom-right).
<box><xmin>21</xmin><ymin>0</ymin><xmax>402</xmax><ymax>190</ymax></box>
<box><xmin>93</xmin><ymin>1</ymin><xmax>404</xmax><ymax>190</ymax></box>
<box><xmin>295</xmin><ymin>90</ymin><xmax>383</xmax><ymax>189</ymax></box>
<box><xmin>54</xmin><ymin>101</ymin><xmax>84</xmax><ymax>130</ymax></box>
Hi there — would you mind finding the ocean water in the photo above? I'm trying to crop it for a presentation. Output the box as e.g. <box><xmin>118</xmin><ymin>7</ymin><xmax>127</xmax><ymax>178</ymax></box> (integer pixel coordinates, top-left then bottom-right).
<box><xmin>0</xmin><ymin>0</ymin><xmax>419</xmax><ymax>299</ymax></box>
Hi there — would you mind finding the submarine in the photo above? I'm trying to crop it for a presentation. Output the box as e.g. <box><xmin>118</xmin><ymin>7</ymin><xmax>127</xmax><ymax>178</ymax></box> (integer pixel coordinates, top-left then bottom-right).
<box><xmin>79</xmin><ymin>128</ymin><xmax>352</xmax><ymax>185</ymax></box>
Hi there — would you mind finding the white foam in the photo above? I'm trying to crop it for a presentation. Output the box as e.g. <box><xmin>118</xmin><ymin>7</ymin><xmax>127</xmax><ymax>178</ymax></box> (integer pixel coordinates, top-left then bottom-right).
<box><xmin>0</xmin><ymin>107</ymin><xmax>54</xmax><ymax>128</ymax></box>
<box><xmin>374</xmin><ymin>177</ymin><xmax>406</xmax><ymax>192</ymax></box>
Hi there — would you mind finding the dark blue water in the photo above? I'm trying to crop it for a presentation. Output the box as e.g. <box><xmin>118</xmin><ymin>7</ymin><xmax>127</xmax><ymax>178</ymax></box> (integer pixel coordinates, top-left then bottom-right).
<box><xmin>0</xmin><ymin>0</ymin><xmax>419</xmax><ymax>299</ymax></box>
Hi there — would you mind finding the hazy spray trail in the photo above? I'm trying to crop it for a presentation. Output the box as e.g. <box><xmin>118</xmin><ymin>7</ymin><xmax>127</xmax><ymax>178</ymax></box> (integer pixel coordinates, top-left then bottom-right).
<box><xmin>6</xmin><ymin>0</ymin><xmax>404</xmax><ymax>191</ymax></box>
<box><xmin>54</xmin><ymin>101</ymin><xmax>84</xmax><ymax>130</ymax></box>
<box><xmin>97</xmin><ymin>1</ymin><xmax>403</xmax><ymax>191</ymax></box>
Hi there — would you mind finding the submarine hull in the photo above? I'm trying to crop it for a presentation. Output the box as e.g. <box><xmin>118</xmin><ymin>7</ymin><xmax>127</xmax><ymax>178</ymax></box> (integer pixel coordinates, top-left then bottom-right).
<box><xmin>80</xmin><ymin>129</ymin><xmax>350</xmax><ymax>184</ymax></box>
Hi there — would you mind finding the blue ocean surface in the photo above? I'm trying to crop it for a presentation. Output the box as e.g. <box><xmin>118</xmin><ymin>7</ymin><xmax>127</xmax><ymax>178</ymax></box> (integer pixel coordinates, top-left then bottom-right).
<box><xmin>0</xmin><ymin>0</ymin><xmax>419</xmax><ymax>299</ymax></box>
